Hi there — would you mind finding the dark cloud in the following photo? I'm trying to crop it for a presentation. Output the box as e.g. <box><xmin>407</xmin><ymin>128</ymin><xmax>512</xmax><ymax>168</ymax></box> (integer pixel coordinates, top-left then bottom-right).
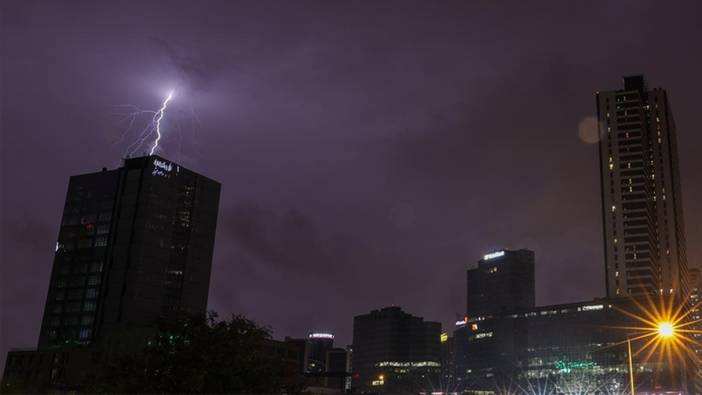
<box><xmin>224</xmin><ymin>202</ymin><xmax>342</xmax><ymax>273</ymax></box>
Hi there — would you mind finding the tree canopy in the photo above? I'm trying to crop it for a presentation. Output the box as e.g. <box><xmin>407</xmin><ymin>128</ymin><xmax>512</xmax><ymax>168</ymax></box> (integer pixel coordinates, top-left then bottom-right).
<box><xmin>87</xmin><ymin>312</ymin><xmax>303</xmax><ymax>393</ymax></box>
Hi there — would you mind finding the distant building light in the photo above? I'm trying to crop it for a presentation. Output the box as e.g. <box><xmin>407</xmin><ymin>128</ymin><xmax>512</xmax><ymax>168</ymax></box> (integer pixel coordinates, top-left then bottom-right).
<box><xmin>475</xmin><ymin>332</ymin><xmax>493</xmax><ymax>339</ymax></box>
<box><xmin>440</xmin><ymin>332</ymin><xmax>448</xmax><ymax>343</ymax></box>
<box><xmin>309</xmin><ymin>333</ymin><xmax>334</xmax><ymax>339</ymax></box>
<box><xmin>483</xmin><ymin>251</ymin><xmax>505</xmax><ymax>261</ymax></box>
<box><xmin>376</xmin><ymin>361</ymin><xmax>440</xmax><ymax>367</ymax></box>
<box><xmin>471</xmin><ymin>323</ymin><xmax>479</xmax><ymax>331</ymax></box>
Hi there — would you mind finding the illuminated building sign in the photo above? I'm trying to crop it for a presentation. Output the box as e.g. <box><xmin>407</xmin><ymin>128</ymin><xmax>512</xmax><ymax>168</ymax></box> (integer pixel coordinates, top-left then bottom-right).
<box><xmin>309</xmin><ymin>332</ymin><xmax>334</xmax><ymax>339</ymax></box>
<box><xmin>483</xmin><ymin>250</ymin><xmax>505</xmax><ymax>260</ymax></box>
<box><xmin>152</xmin><ymin>158</ymin><xmax>178</xmax><ymax>178</ymax></box>
<box><xmin>580</xmin><ymin>304</ymin><xmax>604</xmax><ymax>311</ymax></box>
<box><xmin>440</xmin><ymin>332</ymin><xmax>448</xmax><ymax>343</ymax></box>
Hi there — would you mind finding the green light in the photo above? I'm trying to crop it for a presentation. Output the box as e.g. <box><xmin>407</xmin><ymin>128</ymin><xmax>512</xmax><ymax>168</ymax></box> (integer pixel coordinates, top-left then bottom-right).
<box><xmin>554</xmin><ymin>360</ymin><xmax>598</xmax><ymax>374</ymax></box>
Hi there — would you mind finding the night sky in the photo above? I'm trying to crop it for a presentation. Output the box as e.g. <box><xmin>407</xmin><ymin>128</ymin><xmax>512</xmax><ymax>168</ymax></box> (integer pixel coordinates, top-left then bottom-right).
<box><xmin>1</xmin><ymin>1</ymin><xmax>701</xmax><ymax>371</ymax></box>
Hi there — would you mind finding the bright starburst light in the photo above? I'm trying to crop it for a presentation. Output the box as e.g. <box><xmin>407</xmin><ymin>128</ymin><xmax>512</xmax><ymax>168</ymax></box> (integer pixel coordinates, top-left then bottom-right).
<box><xmin>609</xmin><ymin>292</ymin><xmax>702</xmax><ymax>370</ymax></box>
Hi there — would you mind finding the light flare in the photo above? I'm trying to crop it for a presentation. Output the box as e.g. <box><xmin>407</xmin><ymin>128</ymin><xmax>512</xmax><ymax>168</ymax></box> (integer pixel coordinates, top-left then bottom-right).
<box><xmin>604</xmin><ymin>290</ymin><xmax>702</xmax><ymax>386</ymax></box>
<box><xmin>657</xmin><ymin>321</ymin><xmax>674</xmax><ymax>338</ymax></box>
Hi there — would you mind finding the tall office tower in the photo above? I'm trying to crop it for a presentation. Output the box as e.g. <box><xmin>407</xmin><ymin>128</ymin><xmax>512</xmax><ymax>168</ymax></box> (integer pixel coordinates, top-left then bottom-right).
<box><xmin>597</xmin><ymin>75</ymin><xmax>688</xmax><ymax>298</ymax></box>
<box><xmin>37</xmin><ymin>155</ymin><xmax>220</xmax><ymax>347</ymax></box>
<box><xmin>466</xmin><ymin>249</ymin><xmax>535</xmax><ymax>317</ymax></box>
<box><xmin>351</xmin><ymin>306</ymin><xmax>441</xmax><ymax>393</ymax></box>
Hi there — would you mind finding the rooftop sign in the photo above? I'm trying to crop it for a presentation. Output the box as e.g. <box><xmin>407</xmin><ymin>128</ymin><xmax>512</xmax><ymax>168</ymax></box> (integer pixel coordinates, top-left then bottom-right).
<box><xmin>309</xmin><ymin>333</ymin><xmax>334</xmax><ymax>339</ymax></box>
<box><xmin>483</xmin><ymin>250</ymin><xmax>505</xmax><ymax>261</ymax></box>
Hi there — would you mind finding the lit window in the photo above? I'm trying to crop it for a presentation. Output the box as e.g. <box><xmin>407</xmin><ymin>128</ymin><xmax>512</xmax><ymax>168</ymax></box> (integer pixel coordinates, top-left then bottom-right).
<box><xmin>89</xmin><ymin>261</ymin><xmax>103</xmax><ymax>273</ymax></box>
<box><xmin>79</xmin><ymin>328</ymin><xmax>92</xmax><ymax>340</ymax></box>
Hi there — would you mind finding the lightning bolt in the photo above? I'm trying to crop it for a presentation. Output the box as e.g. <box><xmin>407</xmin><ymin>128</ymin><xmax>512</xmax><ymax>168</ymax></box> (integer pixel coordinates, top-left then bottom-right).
<box><xmin>149</xmin><ymin>90</ymin><xmax>174</xmax><ymax>155</ymax></box>
<box><xmin>115</xmin><ymin>90</ymin><xmax>176</xmax><ymax>158</ymax></box>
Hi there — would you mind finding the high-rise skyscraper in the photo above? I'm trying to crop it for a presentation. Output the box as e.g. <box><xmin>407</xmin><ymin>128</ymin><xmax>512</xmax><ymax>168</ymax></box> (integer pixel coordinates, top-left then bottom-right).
<box><xmin>3</xmin><ymin>155</ymin><xmax>220</xmax><ymax>389</ymax></box>
<box><xmin>466</xmin><ymin>249</ymin><xmax>535</xmax><ymax>317</ymax></box>
<box><xmin>596</xmin><ymin>75</ymin><xmax>688</xmax><ymax>298</ymax></box>
<box><xmin>39</xmin><ymin>155</ymin><xmax>220</xmax><ymax>347</ymax></box>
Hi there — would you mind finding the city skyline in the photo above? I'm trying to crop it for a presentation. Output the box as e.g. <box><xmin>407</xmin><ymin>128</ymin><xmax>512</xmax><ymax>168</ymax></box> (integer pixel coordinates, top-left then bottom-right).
<box><xmin>1</xmin><ymin>1</ymin><xmax>701</xmax><ymax>378</ymax></box>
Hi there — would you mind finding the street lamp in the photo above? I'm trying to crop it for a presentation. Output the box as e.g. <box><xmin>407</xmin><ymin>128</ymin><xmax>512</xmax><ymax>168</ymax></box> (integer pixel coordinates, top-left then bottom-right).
<box><xmin>627</xmin><ymin>320</ymin><xmax>677</xmax><ymax>395</ymax></box>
